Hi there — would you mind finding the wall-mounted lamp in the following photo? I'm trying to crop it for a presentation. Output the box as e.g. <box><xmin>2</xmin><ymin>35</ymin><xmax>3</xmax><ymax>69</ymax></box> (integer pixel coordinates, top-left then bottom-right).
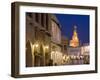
<box><xmin>45</xmin><ymin>46</ymin><xmax>49</xmax><ymax>49</ymax></box>
<box><xmin>35</xmin><ymin>44</ymin><xmax>39</xmax><ymax>48</ymax></box>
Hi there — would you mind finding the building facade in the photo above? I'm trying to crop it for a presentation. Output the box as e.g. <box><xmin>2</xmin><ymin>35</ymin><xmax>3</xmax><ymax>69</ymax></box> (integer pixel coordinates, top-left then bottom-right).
<box><xmin>81</xmin><ymin>43</ymin><xmax>90</xmax><ymax>64</ymax></box>
<box><xmin>50</xmin><ymin>15</ymin><xmax>63</xmax><ymax>66</ymax></box>
<box><xmin>61</xmin><ymin>36</ymin><xmax>68</xmax><ymax>55</ymax></box>
<box><xmin>26</xmin><ymin>13</ymin><xmax>51</xmax><ymax>67</ymax></box>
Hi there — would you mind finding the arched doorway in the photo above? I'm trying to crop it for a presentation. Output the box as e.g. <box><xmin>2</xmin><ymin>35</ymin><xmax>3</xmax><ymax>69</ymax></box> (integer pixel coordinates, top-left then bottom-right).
<box><xmin>26</xmin><ymin>40</ymin><xmax>33</xmax><ymax>67</ymax></box>
<box><xmin>34</xmin><ymin>44</ymin><xmax>44</xmax><ymax>66</ymax></box>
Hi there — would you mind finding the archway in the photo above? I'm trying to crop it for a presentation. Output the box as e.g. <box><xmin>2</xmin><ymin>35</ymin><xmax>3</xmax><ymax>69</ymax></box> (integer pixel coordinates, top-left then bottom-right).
<box><xmin>34</xmin><ymin>43</ymin><xmax>44</xmax><ymax>66</ymax></box>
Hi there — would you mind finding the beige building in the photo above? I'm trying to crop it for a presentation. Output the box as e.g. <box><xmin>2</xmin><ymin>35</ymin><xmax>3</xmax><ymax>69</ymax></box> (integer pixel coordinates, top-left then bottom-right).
<box><xmin>81</xmin><ymin>43</ymin><xmax>90</xmax><ymax>64</ymax></box>
<box><xmin>81</xmin><ymin>43</ymin><xmax>89</xmax><ymax>56</ymax></box>
<box><xmin>26</xmin><ymin>13</ymin><xmax>64</xmax><ymax>67</ymax></box>
<box><xmin>26</xmin><ymin>13</ymin><xmax>51</xmax><ymax>67</ymax></box>
<box><xmin>61</xmin><ymin>36</ymin><xmax>68</xmax><ymax>55</ymax></box>
<box><xmin>50</xmin><ymin>15</ymin><xmax>63</xmax><ymax>65</ymax></box>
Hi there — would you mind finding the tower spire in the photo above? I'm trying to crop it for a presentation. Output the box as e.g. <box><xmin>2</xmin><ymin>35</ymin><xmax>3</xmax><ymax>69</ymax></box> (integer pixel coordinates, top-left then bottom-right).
<box><xmin>74</xmin><ymin>25</ymin><xmax>77</xmax><ymax>30</ymax></box>
<box><xmin>69</xmin><ymin>25</ymin><xmax>79</xmax><ymax>47</ymax></box>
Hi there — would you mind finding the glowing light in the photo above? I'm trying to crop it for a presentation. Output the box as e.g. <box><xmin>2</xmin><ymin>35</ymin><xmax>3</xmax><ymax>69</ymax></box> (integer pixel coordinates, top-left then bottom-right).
<box><xmin>35</xmin><ymin>44</ymin><xmax>39</xmax><ymax>48</ymax></box>
<box><xmin>69</xmin><ymin>25</ymin><xmax>79</xmax><ymax>47</ymax></box>
<box><xmin>45</xmin><ymin>46</ymin><xmax>49</xmax><ymax>49</ymax></box>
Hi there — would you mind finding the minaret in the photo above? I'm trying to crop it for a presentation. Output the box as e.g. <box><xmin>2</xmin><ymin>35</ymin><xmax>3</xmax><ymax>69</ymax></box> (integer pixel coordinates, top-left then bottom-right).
<box><xmin>69</xmin><ymin>25</ymin><xmax>79</xmax><ymax>47</ymax></box>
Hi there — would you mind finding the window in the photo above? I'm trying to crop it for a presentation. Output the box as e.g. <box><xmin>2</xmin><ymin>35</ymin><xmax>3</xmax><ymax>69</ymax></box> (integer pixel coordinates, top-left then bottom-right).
<box><xmin>41</xmin><ymin>14</ymin><xmax>44</xmax><ymax>27</ymax></box>
<box><xmin>29</xmin><ymin>22</ymin><xmax>32</xmax><ymax>26</ymax></box>
<box><xmin>64</xmin><ymin>45</ymin><xmax>67</xmax><ymax>50</ymax></box>
<box><xmin>34</xmin><ymin>27</ymin><xmax>37</xmax><ymax>39</ymax></box>
<box><xmin>35</xmin><ymin>13</ymin><xmax>39</xmax><ymax>22</ymax></box>
<box><xmin>27</xmin><ymin>13</ymin><xmax>32</xmax><ymax>18</ymax></box>
<box><xmin>51</xmin><ymin>20</ymin><xmax>61</xmax><ymax>43</ymax></box>
<box><xmin>46</xmin><ymin>14</ymin><xmax>48</xmax><ymax>30</ymax></box>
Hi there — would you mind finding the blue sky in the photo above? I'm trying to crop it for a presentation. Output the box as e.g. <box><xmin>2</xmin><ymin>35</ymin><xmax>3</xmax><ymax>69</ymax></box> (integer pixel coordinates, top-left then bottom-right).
<box><xmin>55</xmin><ymin>14</ymin><xmax>90</xmax><ymax>44</ymax></box>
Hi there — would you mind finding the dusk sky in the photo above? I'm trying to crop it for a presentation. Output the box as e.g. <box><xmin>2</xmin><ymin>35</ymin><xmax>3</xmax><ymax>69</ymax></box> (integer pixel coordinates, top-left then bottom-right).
<box><xmin>55</xmin><ymin>14</ymin><xmax>90</xmax><ymax>44</ymax></box>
